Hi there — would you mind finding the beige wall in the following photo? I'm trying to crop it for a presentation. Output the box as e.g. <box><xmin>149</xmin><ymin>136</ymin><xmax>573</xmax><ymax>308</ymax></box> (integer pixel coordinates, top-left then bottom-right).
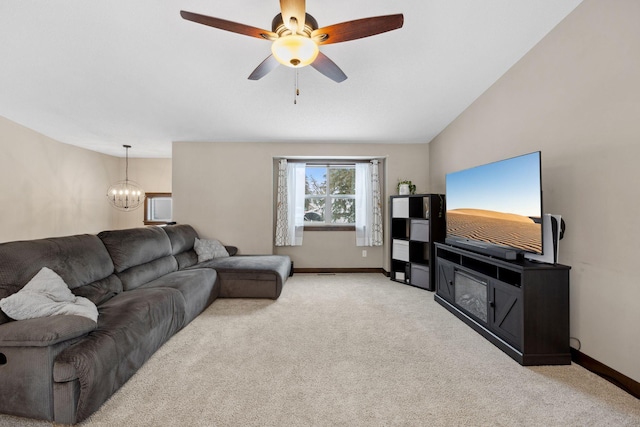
<box><xmin>0</xmin><ymin>116</ymin><xmax>118</xmax><ymax>242</ymax></box>
<box><xmin>0</xmin><ymin>116</ymin><xmax>172</xmax><ymax>241</ymax></box>
<box><xmin>172</xmin><ymin>141</ymin><xmax>430</xmax><ymax>270</ymax></box>
<box><xmin>428</xmin><ymin>0</ymin><xmax>640</xmax><ymax>382</ymax></box>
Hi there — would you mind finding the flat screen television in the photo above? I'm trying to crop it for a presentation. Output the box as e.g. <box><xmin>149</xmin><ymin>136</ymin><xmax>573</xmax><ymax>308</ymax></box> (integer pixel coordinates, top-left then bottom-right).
<box><xmin>445</xmin><ymin>151</ymin><xmax>542</xmax><ymax>260</ymax></box>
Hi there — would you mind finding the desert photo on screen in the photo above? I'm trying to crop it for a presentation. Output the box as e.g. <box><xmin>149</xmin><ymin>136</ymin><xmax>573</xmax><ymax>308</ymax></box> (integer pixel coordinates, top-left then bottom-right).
<box><xmin>447</xmin><ymin>209</ymin><xmax>542</xmax><ymax>253</ymax></box>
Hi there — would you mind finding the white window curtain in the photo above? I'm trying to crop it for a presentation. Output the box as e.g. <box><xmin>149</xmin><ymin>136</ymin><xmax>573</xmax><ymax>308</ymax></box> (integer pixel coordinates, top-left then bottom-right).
<box><xmin>275</xmin><ymin>159</ymin><xmax>305</xmax><ymax>246</ymax></box>
<box><xmin>355</xmin><ymin>160</ymin><xmax>383</xmax><ymax>246</ymax></box>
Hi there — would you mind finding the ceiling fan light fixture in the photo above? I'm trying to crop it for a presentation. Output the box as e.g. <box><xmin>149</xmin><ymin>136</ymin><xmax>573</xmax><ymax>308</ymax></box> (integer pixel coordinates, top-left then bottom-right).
<box><xmin>271</xmin><ymin>35</ymin><xmax>319</xmax><ymax>68</ymax></box>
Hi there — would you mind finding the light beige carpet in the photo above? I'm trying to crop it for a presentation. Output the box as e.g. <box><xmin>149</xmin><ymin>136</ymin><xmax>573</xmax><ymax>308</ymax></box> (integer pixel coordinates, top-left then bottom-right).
<box><xmin>2</xmin><ymin>273</ymin><xmax>639</xmax><ymax>426</ymax></box>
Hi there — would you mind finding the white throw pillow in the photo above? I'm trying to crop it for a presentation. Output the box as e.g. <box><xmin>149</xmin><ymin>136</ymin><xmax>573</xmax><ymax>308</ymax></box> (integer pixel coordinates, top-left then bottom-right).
<box><xmin>0</xmin><ymin>267</ymin><xmax>98</xmax><ymax>322</ymax></box>
<box><xmin>194</xmin><ymin>238</ymin><xmax>230</xmax><ymax>263</ymax></box>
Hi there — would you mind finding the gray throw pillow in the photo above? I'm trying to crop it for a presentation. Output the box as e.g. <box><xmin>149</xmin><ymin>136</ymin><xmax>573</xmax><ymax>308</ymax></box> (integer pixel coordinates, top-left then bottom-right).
<box><xmin>194</xmin><ymin>238</ymin><xmax>230</xmax><ymax>263</ymax></box>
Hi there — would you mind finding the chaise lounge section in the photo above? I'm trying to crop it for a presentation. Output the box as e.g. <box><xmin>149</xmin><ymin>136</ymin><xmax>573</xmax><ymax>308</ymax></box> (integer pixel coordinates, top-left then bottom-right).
<box><xmin>0</xmin><ymin>225</ymin><xmax>291</xmax><ymax>424</ymax></box>
<box><xmin>164</xmin><ymin>224</ymin><xmax>290</xmax><ymax>299</ymax></box>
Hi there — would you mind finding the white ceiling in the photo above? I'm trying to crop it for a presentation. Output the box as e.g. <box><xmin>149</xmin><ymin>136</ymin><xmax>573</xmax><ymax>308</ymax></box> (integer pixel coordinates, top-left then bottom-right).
<box><xmin>0</xmin><ymin>1</ymin><xmax>582</xmax><ymax>158</ymax></box>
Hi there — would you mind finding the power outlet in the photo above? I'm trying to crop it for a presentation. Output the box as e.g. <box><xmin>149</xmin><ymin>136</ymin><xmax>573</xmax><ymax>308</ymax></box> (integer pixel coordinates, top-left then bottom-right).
<box><xmin>362</xmin><ymin>250</ymin><xmax>367</xmax><ymax>257</ymax></box>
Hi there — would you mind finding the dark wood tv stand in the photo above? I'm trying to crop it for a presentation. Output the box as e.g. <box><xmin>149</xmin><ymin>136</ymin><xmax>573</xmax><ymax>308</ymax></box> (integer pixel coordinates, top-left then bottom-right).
<box><xmin>434</xmin><ymin>243</ymin><xmax>571</xmax><ymax>366</ymax></box>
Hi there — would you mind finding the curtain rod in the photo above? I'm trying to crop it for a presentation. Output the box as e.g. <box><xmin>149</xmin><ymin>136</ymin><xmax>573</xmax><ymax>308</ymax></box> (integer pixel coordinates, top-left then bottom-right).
<box><xmin>275</xmin><ymin>158</ymin><xmax>384</xmax><ymax>165</ymax></box>
<box><xmin>273</xmin><ymin>156</ymin><xmax>386</xmax><ymax>160</ymax></box>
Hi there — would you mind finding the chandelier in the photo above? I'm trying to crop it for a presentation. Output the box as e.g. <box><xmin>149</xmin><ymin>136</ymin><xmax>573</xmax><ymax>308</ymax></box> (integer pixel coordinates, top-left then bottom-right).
<box><xmin>106</xmin><ymin>145</ymin><xmax>144</xmax><ymax>211</ymax></box>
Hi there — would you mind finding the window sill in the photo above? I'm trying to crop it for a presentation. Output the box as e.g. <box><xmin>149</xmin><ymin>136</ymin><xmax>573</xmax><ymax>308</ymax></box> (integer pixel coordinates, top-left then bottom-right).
<box><xmin>144</xmin><ymin>221</ymin><xmax>173</xmax><ymax>226</ymax></box>
<box><xmin>304</xmin><ymin>225</ymin><xmax>355</xmax><ymax>232</ymax></box>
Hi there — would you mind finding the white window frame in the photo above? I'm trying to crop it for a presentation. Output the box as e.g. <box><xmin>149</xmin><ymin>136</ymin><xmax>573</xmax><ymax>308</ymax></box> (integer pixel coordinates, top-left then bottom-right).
<box><xmin>304</xmin><ymin>164</ymin><xmax>356</xmax><ymax>227</ymax></box>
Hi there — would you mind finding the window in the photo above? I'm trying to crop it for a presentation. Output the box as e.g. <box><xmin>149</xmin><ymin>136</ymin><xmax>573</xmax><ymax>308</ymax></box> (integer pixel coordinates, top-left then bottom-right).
<box><xmin>275</xmin><ymin>158</ymin><xmax>383</xmax><ymax>245</ymax></box>
<box><xmin>144</xmin><ymin>193</ymin><xmax>172</xmax><ymax>225</ymax></box>
<box><xmin>304</xmin><ymin>165</ymin><xmax>356</xmax><ymax>227</ymax></box>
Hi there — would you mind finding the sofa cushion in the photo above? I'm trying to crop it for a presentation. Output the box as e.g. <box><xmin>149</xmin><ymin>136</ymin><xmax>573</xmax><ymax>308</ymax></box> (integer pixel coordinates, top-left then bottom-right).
<box><xmin>98</xmin><ymin>227</ymin><xmax>178</xmax><ymax>291</ymax></box>
<box><xmin>174</xmin><ymin>250</ymin><xmax>199</xmax><ymax>270</ymax></box>
<box><xmin>98</xmin><ymin>227</ymin><xmax>173</xmax><ymax>273</ymax></box>
<box><xmin>162</xmin><ymin>224</ymin><xmax>198</xmax><ymax>255</ymax></box>
<box><xmin>162</xmin><ymin>224</ymin><xmax>200</xmax><ymax>269</ymax></box>
<box><xmin>193</xmin><ymin>255</ymin><xmax>291</xmax><ymax>299</ymax></box>
<box><xmin>0</xmin><ymin>234</ymin><xmax>115</xmax><ymax>292</ymax></box>
<box><xmin>139</xmin><ymin>268</ymin><xmax>219</xmax><ymax>324</ymax></box>
<box><xmin>53</xmin><ymin>287</ymin><xmax>186</xmax><ymax>422</ymax></box>
<box><xmin>71</xmin><ymin>275</ymin><xmax>122</xmax><ymax>306</ymax></box>
<box><xmin>116</xmin><ymin>256</ymin><xmax>178</xmax><ymax>291</ymax></box>
<box><xmin>194</xmin><ymin>238</ymin><xmax>229</xmax><ymax>262</ymax></box>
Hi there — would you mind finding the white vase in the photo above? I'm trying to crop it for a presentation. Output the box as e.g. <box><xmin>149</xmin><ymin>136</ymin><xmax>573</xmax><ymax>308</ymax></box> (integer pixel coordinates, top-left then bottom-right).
<box><xmin>399</xmin><ymin>184</ymin><xmax>410</xmax><ymax>195</ymax></box>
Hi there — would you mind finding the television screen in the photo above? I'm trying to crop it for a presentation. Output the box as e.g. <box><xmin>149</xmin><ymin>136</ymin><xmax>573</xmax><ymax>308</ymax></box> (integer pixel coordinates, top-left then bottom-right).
<box><xmin>445</xmin><ymin>151</ymin><xmax>542</xmax><ymax>256</ymax></box>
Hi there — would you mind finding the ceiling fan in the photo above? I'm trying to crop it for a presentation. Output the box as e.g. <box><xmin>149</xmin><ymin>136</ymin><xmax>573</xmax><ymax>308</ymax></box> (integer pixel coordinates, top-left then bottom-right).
<box><xmin>180</xmin><ymin>0</ymin><xmax>403</xmax><ymax>83</ymax></box>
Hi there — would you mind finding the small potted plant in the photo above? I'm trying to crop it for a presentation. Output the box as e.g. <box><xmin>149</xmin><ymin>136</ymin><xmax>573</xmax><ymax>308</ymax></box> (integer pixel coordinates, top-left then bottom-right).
<box><xmin>397</xmin><ymin>180</ymin><xmax>416</xmax><ymax>195</ymax></box>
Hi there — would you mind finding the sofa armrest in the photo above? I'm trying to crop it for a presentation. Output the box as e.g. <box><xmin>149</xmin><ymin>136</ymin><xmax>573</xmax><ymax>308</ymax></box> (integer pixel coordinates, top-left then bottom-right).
<box><xmin>0</xmin><ymin>315</ymin><xmax>96</xmax><ymax>421</ymax></box>
<box><xmin>0</xmin><ymin>315</ymin><xmax>96</xmax><ymax>347</ymax></box>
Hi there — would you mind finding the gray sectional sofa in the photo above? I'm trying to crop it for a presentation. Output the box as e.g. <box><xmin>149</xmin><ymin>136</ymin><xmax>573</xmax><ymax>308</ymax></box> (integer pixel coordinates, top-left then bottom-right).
<box><xmin>0</xmin><ymin>224</ymin><xmax>291</xmax><ymax>424</ymax></box>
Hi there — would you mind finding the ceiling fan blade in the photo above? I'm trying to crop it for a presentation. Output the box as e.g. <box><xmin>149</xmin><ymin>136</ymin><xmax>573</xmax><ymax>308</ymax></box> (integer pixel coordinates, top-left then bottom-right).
<box><xmin>312</xmin><ymin>14</ymin><xmax>404</xmax><ymax>45</ymax></box>
<box><xmin>280</xmin><ymin>0</ymin><xmax>306</xmax><ymax>33</ymax></box>
<box><xmin>180</xmin><ymin>11</ymin><xmax>277</xmax><ymax>41</ymax></box>
<box><xmin>248</xmin><ymin>55</ymin><xmax>280</xmax><ymax>80</ymax></box>
<box><xmin>311</xmin><ymin>52</ymin><xmax>347</xmax><ymax>83</ymax></box>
